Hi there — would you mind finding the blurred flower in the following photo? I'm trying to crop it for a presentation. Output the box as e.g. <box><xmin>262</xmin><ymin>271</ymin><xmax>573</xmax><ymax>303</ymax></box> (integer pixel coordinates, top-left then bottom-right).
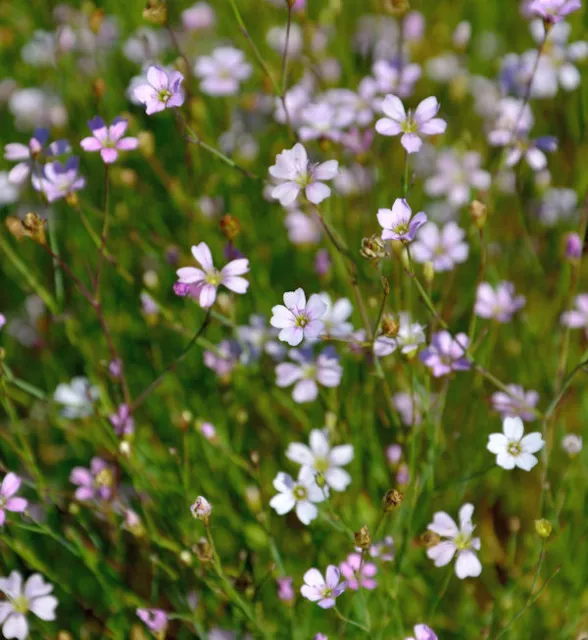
<box><xmin>420</xmin><ymin>331</ymin><xmax>470</xmax><ymax>377</ymax></box>
<box><xmin>0</xmin><ymin>473</ymin><xmax>28</xmax><ymax>527</ymax></box>
<box><xmin>137</xmin><ymin>608</ymin><xmax>168</xmax><ymax>633</ymax></box>
<box><xmin>0</xmin><ymin>314</ymin><xmax>5</xmax><ymax>331</ymax></box>
<box><xmin>123</xmin><ymin>27</ymin><xmax>168</xmax><ymax>64</ymax></box>
<box><xmin>182</xmin><ymin>2</ymin><xmax>216</xmax><ymax>31</ymax></box>
<box><xmin>339</xmin><ymin>553</ymin><xmax>377</xmax><ymax>591</ymax></box>
<box><xmin>276</xmin><ymin>577</ymin><xmax>295</xmax><ymax>602</ymax></box>
<box><xmin>375</xmin><ymin>95</ymin><xmax>447</xmax><ymax>153</ymax></box>
<box><xmin>54</xmin><ymin>377</ymin><xmax>99</xmax><ymax>419</ymax></box>
<box><xmin>394</xmin><ymin>313</ymin><xmax>426</xmax><ymax>355</ymax></box>
<box><xmin>8</xmin><ymin>88</ymin><xmax>68</xmax><ymax>131</ymax></box>
<box><xmin>537</xmin><ymin>187</ymin><xmax>577</xmax><ymax>225</ymax></box>
<box><xmin>4</xmin><ymin>128</ymin><xmax>69</xmax><ymax>184</ymax></box>
<box><xmin>176</xmin><ymin>242</ymin><xmax>250</xmax><ymax>308</ymax></box>
<box><xmin>195</xmin><ymin>47</ymin><xmax>252</xmax><ymax>96</ymax></box>
<box><xmin>427</xmin><ymin>503</ymin><xmax>482</xmax><ymax>579</ymax></box>
<box><xmin>267</xmin><ymin>24</ymin><xmax>303</xmax><ymax>58</ymax></box>
<box><xmin>319</xmin><ymin>293</ymin><xmax>354</xmax><ymax>338</ymax></box>
<box><xmin>70</xmin><ymin>457</ymin><xmax>115</xmax><ymax>501</ymax></box>
<box><xmin>411</xmin><ymin>222</ymin><xmax>469</xmax><ymax>272</ymax></box>
<box><xmin>269</xmin><ymin>467</ymin><xmax>325</xmax><ymax>524</ymax></box>
<box><xmin>284</xmin><ymin>210</ymin><xmax>321</xmax><ymax>245</ymax></box>
<box><xmin>529</xmin><ymin>0</ymin><xmax>582</xmax><ymax>22</ymax></box>
<box><xmin>397</xmin><ymin>463</ymin><xmax>410</xmax><ymax>484</ymax></box>
<box><xmin>133</xmin><ymin>65</ymin><xmax>185</xmax><ymax>114</ymax></box>
<box><xmin>488</xmin><ymin>416</ymin><xmax>545</xmax><ymax>470</ymax></box>
<box><xmin>0</xmin><ymin>171</ymin><xmax>21</xmax><ymax>205</ymax></box>
<box><xmin>191</xmin><ymin>496</ymin><xmax>212</xmax><ymax>521</ymax></box>
<box><xmin>269</xmin><ymin>143</ymin><xmax>338</xmax><ymax>206</ymax></box>
<box><xmin>491</xmin><ymin>385</ymin><xmax>539</xmax><ymax>421</ymax></box>
<box><xmin>140</xmin><ymin>292</ymin><xmax>159</xmax><ymax>315</ymax></box>
<box><xmin>203</xmin><ymin>340</ymin><xmax>241</xmax><ymax>377</ymax></box>
<box><xmin>109</xmin><ymin>404</ymin><xmax>134</xmax><ymax>436</ymax></box>
<box><xmin>565</xmin><ymin>232</ymin><xmax>583</xmax><ymax>260</ymax></box>
<box><xmin>488</xmin><ymin>97</ymin><xmax>534</xmax><ymax>147</ymax></box>
<box><xmin>286</xmin><ymin>428</ymin><xmax>354</xmax><ymax>491</ymax></box>
<box><xmin>271</xmin><ymin>288</ymin><xmax>326</xmax><ymax>346</ymax></box>
<box><xmin>378</xmin><ymin>198</ymin><xmax>428</xmax><ymax>242</ymax></box>
<box><xmin>298</xmin><ymin>101</ymin><xmax>350</xmax><ymax>143</ymax></box>
<box><xmin>32</xmin><ymin>157</ymin><xmax>86</xmax><ymax>202</ymax></box>
<box><xmin>387</xmin><ymin>444</ymin><xmax>403</xmax><ymax>465</ymax></box>
<box><xmin>80</xmin><ymin>116</ymin><xmax>138</xmax><ymax>164</ymax></box>
<box><xmin>505</xmin><ymin>136</ymin><xmax>558</xmax><ymax>171</ymax></box>
<box><xmin>200</xmin><ymin>422</ymin><xmax>217</xmax><ymax>440</ymax></box>
<box><xmin>276</xmin><ymin>348</ymin><xmax>342</xmax><ymax>403</ymax></box>
<box><xmin>405</xmin><ymin>624</ymin><xmax>438</xmax><ymax>640</ymax></box>
<box><xmin>237</xmin><ymin>314</ymin><xmax>283</xmax><ymax>362</ymax></box>
<box><xmin>0</xmin><ymin>571</ymin><xmax>58</xmax><ymax>639</ymax></box>
<box><xmin>370</xmin><ymin>535</ymin><xmax>395</xmax><ymax>561</ymax></box>
<box><xmin>561</xmin><ymin>294</ymin><xmax>588</xmax><ymax>335</ymax></box>
<box><xmin>333</xmin><ymin>163</ymin><xmax>373</xmax><ymax>196</ymax></box>
<box><xmin>300</xmin><ymin>566</ymin><xmax>347</xmax><ymax>608</ymax></box>
<box><xmin>474</xmin><ymin>282</ymin><xmax>526</xmax><ymax>322</ymax></box>
<box><xmin>315</xmin><ymin>249</ymin><xmax>331</xmax><ymax>276</ymax></box>
<box><xmin>372</xmin><ymin>59</ymin><xmax>422</xmax><ymax>98</ymax></box>
<box><xmin>562</xmin><ymin>434</ymin><xmax>583</xmax><ymax>456</ymax></box>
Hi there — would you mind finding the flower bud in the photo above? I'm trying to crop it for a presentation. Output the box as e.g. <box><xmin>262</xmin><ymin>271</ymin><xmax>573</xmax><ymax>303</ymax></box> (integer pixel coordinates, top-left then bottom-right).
<box><xmin>381</xmin><ymin>313</ymin><xmax>399</xmax><ymax>338</ymax></box>
<box><xmin>565</xmin><ymin>232</ymin><xmax>582</xmax><ymax>262</ymax></box>
<box><xmin>277</xmin><ymin>576</ymin><xmax>295</xmax><ymax>603</ymax></box>
<box><xmin>386</xmin><ymin>444</ymin><xmax>402</xmax><ymax>465</ymax></box>
<box><xmin>382</xmin><ymin>0</ymin><xmax>410</xmax><ymax>16</ymax></box>
<box><xmin>180</xmin><ymin>550</ymin><xmax>193</xmax><ymax>565</ymax></box>
<box><xmin>360</xmin><ymin>235</ymin><xmax>386</xmax><ymax>261</ymax></box>
<box><xmin>354</xmin><ymin>525</ymin><xmax>372</xmax><ymax>550</ymax></box>
<box><xmin>469</xmin><ymin>200</ymin><xmax>487</xmax><ymax>230</ymax></box>
<box><xmin>535</xmin><ymin>518</ymin><xmax>552</xmax><ymax>539</ymax></box>
<box><xmin>22</xmin><ymin>212</ymin><xmax>47</xmax><ymax>245</ymax></box>
<box><xmin>383</xmin><ymin>489</ymin><xmax>404</xmax><ymax>512</ymax></box>
<box><xmin>191</xmin><ymin>496</ymin><xmax>212</xmax><ymax>523</ymax></box>
<box><xmin>220</xmin><ymin>214</ymin><xmax>241</xmax><ymax>241</ymax></box>
<box><xmin>143</xmin><ymin>0</ymin><xmax>167</xmax><ymax>24</ymax></box>
<box><xmin>195</xmin><ymin>537</ymin><xmax>214</xmax><ymax>563</ymax></box>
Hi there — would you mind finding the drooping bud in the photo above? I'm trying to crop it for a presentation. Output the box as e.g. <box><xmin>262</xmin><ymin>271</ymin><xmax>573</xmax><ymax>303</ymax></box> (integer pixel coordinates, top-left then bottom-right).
<box><xmin>535</xmin><ymin>518</ymin><xmax>552</xmax><ymax>539</ymax></box>
<box><xmin>383</xmin><ymin>489</ymin><xmax>404</xmax><ymax>512</ymax></box>
<box><xmin>360</xmin><ymin>235</ymin><xmax>386</xmax><ymax>261</ymax></box>
<box><xmin>354</xmin><ymin>525</ymin><xmax>372</xmax><ymax>550</ymax></box>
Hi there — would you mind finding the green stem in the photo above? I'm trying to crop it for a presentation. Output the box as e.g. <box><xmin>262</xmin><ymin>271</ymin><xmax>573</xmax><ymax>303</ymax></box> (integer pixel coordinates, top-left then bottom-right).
<box><xmin>333</xmin><ymin>606</ymin><xmax>370</xmax><ymax>632</ymax></box>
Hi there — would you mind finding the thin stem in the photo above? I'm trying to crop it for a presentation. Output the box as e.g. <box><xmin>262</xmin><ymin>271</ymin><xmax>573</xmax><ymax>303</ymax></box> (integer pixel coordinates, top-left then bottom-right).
<box><xmin>94</xmin><ymin>164</ymin><xmax>110</xmax><ymax>298</ymax></box>
<box><xmin>373</xmin><ymin>276</ymin><xmax>390</xmax><ymax>336</ymax></box>
<box><xmin>281</xmin><ymin>1</ymin><xmax>293</xmax><ymax>95</ymax></box>
<box><xmin>405</xmin><ymin>249</ymin><xmax>448</xmax><ymax>329</ymax></box>
<box><xmin>333</xmin><ymin>606</ymin><xmax>370</xmax><ymax>633</ymax></box>
<box><xmin>429</xmin><ymin>565</ymin><xmax>452</xmax><ymax>617</ymax></box>
<box><xmin>47</xmin><ymin>212</ymin><xmax>64</xmax><ymax>309</ymax></box>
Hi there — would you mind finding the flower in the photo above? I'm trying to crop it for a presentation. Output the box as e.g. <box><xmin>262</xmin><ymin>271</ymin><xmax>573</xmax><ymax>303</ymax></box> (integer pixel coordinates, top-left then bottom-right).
<box><xmin>565</xmin><ymin>232</ymin><xmax>583</xmax><ymax>260</ymax></box>
<box><xmin>395</xmin><ymin>312</ymin><xmax>426</xmax><ymax>355</ymax></box>
<box><xmin>375</xmin><ymin>95</ymin><xmax>447</xmax><ymax>154</ymax></box>
<box><xmin>176</xmin><ymin>242</ymin><xmax>249</xmax><ymax>308</ymax></box>
<box><xmin>276</xmin><ymin>577</ymin><xmax>295</xmax><ymax>602</ymax></box>
<box><xmin>491</xmin><ymin>385</ymin><xmax>539</xmax><ymax>421</ymax></box>
<box><xmin>300</xmin><ymin>566</ymin><xmax>347</xmax><ymax>608</ymax></box>
<box><xmin>319</xmin><ymin>293</ymin><xmax>354</xmax><ymax>338</ymax></box>
<box><xmin>182</xmin><ymin>2</ymin><xmax>215</xmax><ymax>31</ymax></box>
<box><xmin>369</xmin><ymin>536</ymin><xmax>395</xmax><ymax>561</ymax></box>
<box><xmin>392</xmin><ymin>392</ymin><xmax>423</xmax><ymax>426</ymax></box>
<box><xmin>32</xmin><ymin>157</ymin><xmax>86</xmax><ymax>202</ymax></box>
<box><xmin>136</xmin><ymin>608</ymin><xmax>168</xmax><ymax>633</ymax></box>
<box><xmin>487</xmin><ymin>416</ymin><xmax>545</xmax><ymax>471</ymax></box>
<box><xmin>4</xmin><ymin>128</ymin><xmax>69</xmax><ymax>184</ymax></box>
<box><xmin>378</xmin><ymin>199</ymin><xmax>428</xmax><ymax>243</ymax></box>
<box><xmin>562</xmin><ymin>434</ymin><xmax>582</xmax><ymax>456</ymax></box>
<box><xmin>411</xmin><ymin>222</ymin><xmax>469</xmax><ymax>272</ymax></box>
<box><xmin>53</xmin><ymin>377</ymin><xmax>99</xmax><ymax>419</ymax></box>
<box><xmin>405</xmin><ymin>624</ymin><xmax>438</xmax><ymax>640</ymax></box>
<box><xmin>191</xmin><ymin>496</ymin><xmax>212</xmax><ymax>521</ymax></box>
<box><xmin>561</xmin><ymin>294</ymin><xmax>588</xmax><ymax>335</ymax></box>
<box><xmin>427</xmin><ymin>503</ymin><xmax>482</xmax><ymax>579</ymax></box>
<box><xmin>0</xmin><ymin>314</ymin><xmax>5</xmax><ymax>331</ymax></box>
<box><xmin>109</xmin><ymin>404</ymin><xmax>134</xmax><ymax>436</ymax></box>
<box><xmin>269</xmin><ymin>143</ymin><xmax>338</xmax><ymax>206</ymax></box>
<box><xmin>269</xmin><ymin>467</ymin><xmax>325</xmax><ymax>525</ymax></box>
<box><xmin>505</xmin><ymin>136</ymin><xmax>558</xmax><ymax>171</ymax></box>
<box><xmin>0</xmin><ymin>572</ymin><xmax>58</xmax><ymax>639</ymax></box>
<box><xmin>270</xmin><ymin>288</ymin><xmax>327</xmax><ymax>346</ymax></box>
<box><xmin>203</xmin><ymin>340</ymin><xmax>240</xmax><ymax>377</ymax></box>
<box><xmin>133</xmin><ymin>66</ymin><xmax>185</xmax><ymax>115</ymax></box>
<box><xmin>419</xmin><ymin>331</ymin><xmax>470</xmax><ymax>377</ymax></box>
<box><xmin>194</xmin><ymin>47</ymin><xmax>252</xmax><ymax>96</ymax></box>
<box><xmin>69</xmin><ymin>457</ymin><xmax>115</xmax><ymax>501</ymax></box>
<box><xmin>529</xmin><ymin>0</ymin><xmax>582</xmax><ymax>23</ymax></box>
<box><xmin>474</xmin><ymin>282</ymin><xmax>526</xmax><ymax>322</ymax></box>
<box><xmin>0</xmin><ymin>473</ymin><xmax>28</xmax><ymax>527</ymax></box>
<box><xmin>488</xmin><ymin>98</ymin><xmax>534</xmax><ymax>147</ymax></box>
<box><xmin>286</xmin><ymin>428</ymin><xmax>354</xmax><ymax>491</ymax></box>
<box><xmin>339</xmin><ymin>553</ymin><xmax>378</xmax><ymax>590</ymax></box>
<box><xmin>80</xmin><ymin>116</ymin><xmax>138</xmax><ymax>164</ymax></box>
<box><xmin>275</xmin><ymin>348</ymin><xmax>343</xmax><ymax>403</ymax></box>
<box><xmin>386</xmin><ymin>444</ymin><xmax>403</xmax><ymax>464</ymax></box>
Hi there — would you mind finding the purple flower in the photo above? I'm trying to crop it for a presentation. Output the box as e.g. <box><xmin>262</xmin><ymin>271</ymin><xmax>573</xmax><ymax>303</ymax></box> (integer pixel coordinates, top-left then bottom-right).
<box><xmin>4</xmin><ymin>128</ymin><xmax>70</xmax><ymax>184</ymax></box>
<box><xmin>378</xmin><ymin>198</ymin><xmax>428</xmax><ymax>242</ymax></box>
<box><xmin>397</xmin><ymin>463</ymin><xmax>410</xmax><ymax>484</ymax></box>
<box><xmin>133</xmin><ymin>65</ymin><xmax>185</xmax><ymax>115</ymax></box>
<box><xmin>474</xmin><ymin>282</ymin><xmax>526</xmax><ymax>322</ymax></box>
<box><xmin>505</xmin><ymin>136</ymin><xmax>558</xmax><ymax>171</ymax></box>
<box><xmin>194</xmin><ymin>47</ymin><xmax>252</xmax><ymax>96</ymax></box>
<box><xmin>80</xmin><ymin>116</ymin><xmax>138</xmax><ymax>164</ymax></box>
<box><xmin>314</xmin><ymin>249</ymin><xmax>331</xmax><ymax>277</ymax></box>
<box><xmin>277</xmin><ymin>577</ymin><xmax>295</xmax><ymax>602</ymax></box>
<box><xmin>392</xmin><ymin>392</ymin><xmax>423</xmax><ymax>426</ymax></box>
<box><xmin>406</xmin><ymin>624</ymin><xmax>438</xmax><ymax>640</ymax></box>
<box><xmin>420</xmin><ymin>331</ymin><xmax>470</xmax><ymax>377</ymax></box>
<box><xmin>109</xmin><ymin>404</ymin><xmax>134</xmax><ymax>436</ymax></box>
<box><xmin>375</xmin><ymin>95</ymin><xmax>447</xmax><ymax>154</ymax></box>
<box><xmin>176</xmin><ymin>242</ymin><xmax>250</xmax><ymax>309</ymax></box>
<box><xmin>565</xmin><ymin>232</ymin><xmax>583</xmax><ymax>260</ymax></box>
<box><xmin>561</xmin><ymin>294</ymin><xmax>588</xmax><ymax>335</ymax></box>
<box><xmin>276</xmin><ymin>348</ymin><xmax>342</xmax><ymax>403</ymax></box>
<box><xmin>204</xmin><ymin>340</ymin><xmax>241</xmax><ymax>378</ymax></box>
<box><xmin>488</xmin><ymin>98</ymin><xmax>534</xmax><ymax>147</ymax></box>
<box><xmin>69</xmin><ymin>457</ymin><xmax>115</xmax><ymax>502</ymax></box>
<box><xmin>269</xmin><ymin>143</ymin><xmax>339</xmax><ymax>207</ymax></box>
<box><xmin>339</xmin><ymin>553</ymin><xmax>378</xmax><ymax>590</ymax></box>
<box><xmin>369</xmin><ymin>536</ymin><xmax>395</xmax><ymax>561</ymax></box>
<box><xmin>32</xmin><ymin>157</ymin><xmax>86</xmax><ymax>202</ymax></box>
<box><xmin>386</xmin><ymin>444</ymin><xmax>403</xmax><ymax>464</ymax></box>
<box><xmin>108</xmin><ymin>358</ymin><xmax>122</xmax><ymax>378</ymax></box>
<box><xmin>137</xmin><ymin>608</ymin><xmax>168</xmax><ymax>633</ymax></box>
<box><xmin>411</xmin><ymin>222</ymin><xmax>469</xmax><ymax>272</ymax></box>
<box><xmin>0</xmin><ymin>473</ymin><xmax>28</xmax><ymax>527</ymax></box>
<box><xmin>491</xmin><ymin>385</ymin><xmax>540</xmax><ymax>422</ymax></box>
<box><xmin>372</xmin><ymin>60</ymin><xmax>422</xmax><ymax>98</ymax></box>
<box><xmin>529</xmin><ymin>0</ymin><xmax>582</xmax><ymax>22</ymax></box>
<box><xmin>300</xmin><ymin>565</ymin><xmax>347</xmax><ymax>609</ymax></box>
<box><xmin>0</xmin><ymin>314</ymin><xmax>6</xmax><ymax>331</ymax></box>
<box><xmin>271</xmin><ymin>288</ymin><xmax>327</xmax><ymax>346</ymax></box>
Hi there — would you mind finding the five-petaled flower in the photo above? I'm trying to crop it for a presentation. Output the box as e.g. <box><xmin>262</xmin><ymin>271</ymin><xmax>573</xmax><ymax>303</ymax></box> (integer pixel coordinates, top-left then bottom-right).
<box><xmin>419</xmin><ymin>331</ymin><xmax>470</xmax><ymax>377</ymax></box>
<box><xmin>300</xmin><ymin>565</ymin><xmax>347</xmax><ymax>608</ymax></box>
<box><xmin>529</xmin><ymin>0</ymin><xmax>582</xmax><ymax>23</ymax></box>
<box><xmin>0</xmin><ymin>473</ymin><xmax>28</xmax><ymax>527</ymax></box>
<box><xmin>378</xmin><ymin>198</ymin><xmax>428</xmax><ymax>243</ymax></box>
<box><xmin>133</xmin><ymin>65</ymin><xmax>185</xmax><ymax>114</ymax></box>
<box><xmin>487</xmin><ymin>416</ymin><xmax>545</xmax><ymax>471</ymax></box>
<box><xmin>80</xmin><ymin>116</ymin><xmax>138</xmax><ymax>164</ymax></box>
<box><xmin>271</xmin><ymin>288</ymin><xmax>327</xmax><ymax>346</ymax></box>
<box><xmin>269</xmin><ymin>467</ymin><xmax>325</xmax><ymax>525</ymax></box>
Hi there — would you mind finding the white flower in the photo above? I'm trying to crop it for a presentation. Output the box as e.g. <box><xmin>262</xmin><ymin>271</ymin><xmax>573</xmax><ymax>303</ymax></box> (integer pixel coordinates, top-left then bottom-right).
<box><xmin>426</xmin><ymin>503</ymin><xmax>482</xmax><ymax>579</ymax></box>
<box><xmin>0</xmin><ymin>571</ymin><xmax>58</xmax><ymax>640</ymax></box>
<box><xmin>487</xmin><ymin>416</ymin><xmax>545</xmax><ymax>471</ymax></box>
<box><xmin>561</xmin><ymin>434</ymin><xmax>582</xmax><ymax>456</ymax></box>
<box><xmin>395</xmin><ymin>312</ymin><xmax>426</xmax><ymax>355</ymax></box>
<box><xmin>269</xmin><ymin>143</ymin><xmax>338</xmax><ymax>207</ymax></box>
<box><xmin>286</xmin><ymin>429</ymin><xmax>354</xmax><ymax>491</ymax></box>
<box><xmin>53</xmin><ymin>377</ymin><xmax>99</xmax><ymax>419</ymax></box>
<box><xmin>269</xmin><ymin>467</ymin><xmax>325</xmax><ymax>525</ymax></box>
<box><xmin>319</xmin><ymin>293</ymin><xmax>354</xmax><ymax>338</ymax></box>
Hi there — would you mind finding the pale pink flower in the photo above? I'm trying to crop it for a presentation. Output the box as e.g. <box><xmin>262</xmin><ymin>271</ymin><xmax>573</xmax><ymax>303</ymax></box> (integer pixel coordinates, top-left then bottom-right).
<box><xmin>339</xmin><ymin>553</ymin><xmax>378</xmax><ymax>590</ymax></box>
<box><xmin>133</xmin><ymin>65</ymin><xmax>185</xmax><ymax>115</ymax></box>
<box><xmin>561</xmin><ymin>293</ymin><xmax>588</xmax><ymax>335</ymax></box>
<box><xmin>474</xmin><ymin>282</ymin><xmax>526</xmax><ymax>322</ymax></box>
<box><xmin>300</xmin><ymin>565</ymin><xmax>347</xmax><ymax>608</ymax></box>
<box><xmin>411</xmin><ymin>222</ymin><xmax>469</xmax><ymax>272</ymax></box>
<box><xmin>405</xmin><ymin>624</ymin><xmax>438</xmax><ymax>640</ymax></box>
<box><xmin>137</xmin><ymin>608</ymin><xmax>168</xmax><ymax>633</ymax></box>
<box><xmin>80</xmin><ymin>116</ymin><xmax>138</xmax><ymax>164</ymax></box>
<box><xmin>0</xmin><ymin>473</ymin><xmax>28</xmax><ymax>527</ymax></box>
<box><xmin>195</xmin><ymin>47</ymin><xmax>252</xmax><ymax>96</ymax></box>
<box><xmin>529</xmin><ymin>0</ymin><xmax>582</xmax><ymax>22</ymax></box>
<box><xmin>270</xmin><ymin>288</ymin><xmax>326</xmax><ymax>346</ymax></box>
<box><xmin>378</xmin><ymin>198</ymin><xmax>428</xmax><ymax>242</ymax></box>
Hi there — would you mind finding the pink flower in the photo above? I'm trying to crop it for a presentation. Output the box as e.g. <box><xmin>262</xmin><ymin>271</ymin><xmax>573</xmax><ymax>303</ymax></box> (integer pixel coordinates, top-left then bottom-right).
<box><xmin>109</xmin><ymin>404</ymin><xmax>134</xmax><ymax>436</ymax></box>
<box><xmin>565</xmin><ymin>232</ymin><xmax>583</xmax><ymax>260</ymax></box>
<box><xmin>561</xmin><ymin>293</ymin><xmax>588</xmax><ymax>336</ymax></box>
<box><xmin>194</xmin><ymin>47</ymin><xmax>252</xmax><ymax>96</ymax></box>
<box><xmin>271</xmin><ymin>288</ymin><xmax>327</xmax><ymax>346</ymax></box>
<box><xmin>420</xmin><ymin>331</ymin><xmax>470</xmax><ymax>377</ymax></box>
<box><xmin>491</xmin><ymin>385</ymin><xmax>539</xmax><ymax>422</ymax></box>
<box><xmin>80</xmin><ymin>116</ymin><xmax>138</xmax><ymax>164</ymax></box>
<box><xmin>269</xmin><ymin>143</ymin><xmax>338</xmax><ymax>207</ymax></box>
<box><xmin>474</xmin><ymin>282</ymin><xmax>526</xmax><ymax>322</ymax></box>
<box><xmin>375</xmin><ymin>95</ymin><xmax>447</xmax><ymax>154</ymax></box>
<box><xmin>133</xmin><ymin>65</ymin><xmax>185</xmax><ymax>115</ymax></box>
<box><xmin>0</xmin><ymin>314</ymin><xmax>5</xmax><ymax>331</ymax></box>
<box><xmin>181</xmin><ymin>2</ymin><xmax>215</xmax><ymax>31</ymax></box>
<box><xmin>69</xmin><ymin>457</ymin><xmax>115</xmax><ymax>502</ymax></box>
<box><xmin>405</xmin><ymin>624</ymin><xmax>438</xmax><ymax>640</ymax></box>
<box><xmin>0</xmin><ymin>473</ymin><xmax>28</xmax><ymax>527</ymax></box>
<box><xmin>339</xmin><ymin>553</ymin><xmax>378</xmax><ymax>590</ymax></box>
<box><xmin>275</xmin><ymin>348</ymin><xmax>343</xmax><ymax>403</ymax></box>
<box><xmin>300</xmin><ymin>565</ymin><xmax>347</xmax><ymax>608</ymax></box>
<box><xmin>137</xmin><ymin>608</ymin><xmax>168</xmax><ymax>633</ymax></box>
<box><xmin>176</xmin><ymin>242</ymin><xmax>249</xmax><ymax>309</ymax></box>
<box><xmin>529</xmin><ymin>0</ymin><xmax>582</xmax><ymax>23</ymax></box>
<box><xmin>277</xmin><ymin>577</ymin><xmax>295</xmax><ymax>602</ymax></box>
<box><xmin>378</xmin><ymin>198</ymin><xmax>428</xmax><ymax>242</ymax></box>
<box><xmin>411</xmin><ymin>222</ymin><xmax>469</xmax><ymax>272</ymax></box>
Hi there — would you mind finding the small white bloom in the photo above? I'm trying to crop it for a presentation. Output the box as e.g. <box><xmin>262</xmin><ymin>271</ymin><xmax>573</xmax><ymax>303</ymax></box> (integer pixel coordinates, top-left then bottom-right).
<box><xmin>286</xmin><ymin>429</ymin><xmax>354</xmax><ymax>491</ymax></box>
<box><xmin>395</xmin><ymin>312</ymin><xmax>426</xmax><ymax>355</ymax></box>
<box><xmin>319</xmin><ymin>293</ymin><xmax>354</xmax><ymax>338</ymax></box>
<box><xmin>487</xmin><ymin>416</ymin><xmax>545</xmax><ymax>471</ymax></box>
<box><xmin>269</xmin><ymin>467</ymin><xmax>325</xmax><ymax>525</ymax></box>
<box><xmin>53</xmin><ymin>377</ymin><xmax>99</xmax><ymax>419</ymax></box>
<box><xmin>561</xmin><ymin>434</ymin><xmax>582</xmax><ymax>456</ymax></box>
